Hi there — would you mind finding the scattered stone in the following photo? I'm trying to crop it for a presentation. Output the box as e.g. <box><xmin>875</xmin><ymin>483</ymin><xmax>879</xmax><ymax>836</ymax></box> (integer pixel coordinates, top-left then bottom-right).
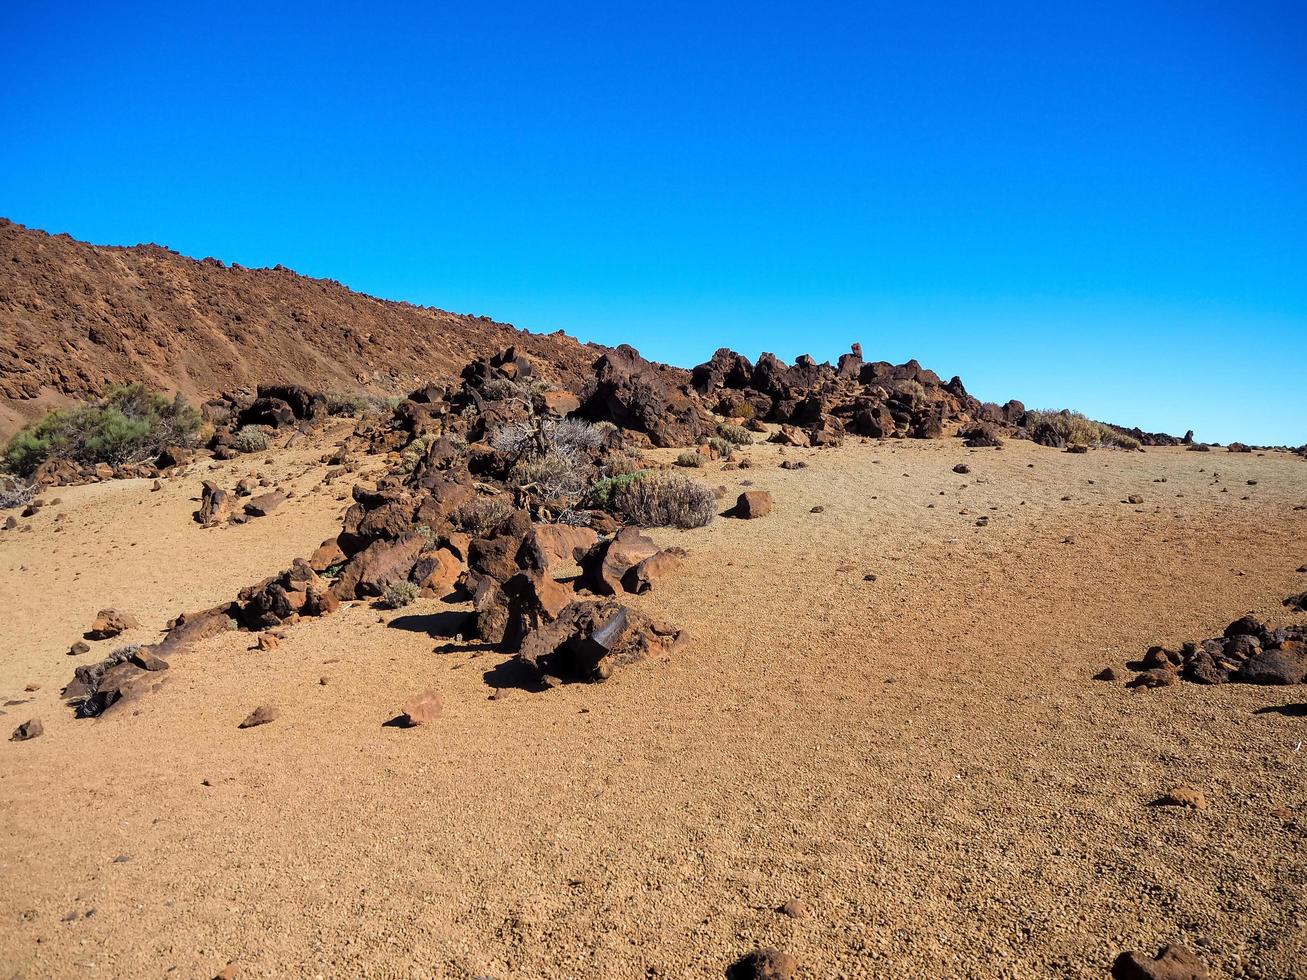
<box><xmin>238</xmin><ymin>705</ymin><xmax>280</xmax><ymax>729</ymax></box>
<box><xmin>779</xmin><ymin>459</ymin><xmax>807</xmax><ymax>470</ymax></box>
<box><xmin>1111</xmin><ymin>944</ymin><xmax>1207</xmax><ymax>979</ymax></box>
<box><xmin>1093</xmin><ymin>667</ymin><xmax>1118</xmax><ymax>682</ymax></box>
<box><xmin>728</xmin><ymin>948</ymin><xmax>798</xmax><ymax>980</ymax></box>
<box><xmin>809</xmin><ymin>505</ymin><xmax>824</xmax><ymax>513</ymax></box>
<box><xmin>244</xmin><ymin>490</ymin><xmax>286</xmax><ymax>517</ymax></box>
<box><xmin>1156</xmin><ymin>785</ymin><xmax>1208</xmax><ymax>810</ymax></box>
<box><xmin>24</xmin><ymin>683</ymin><xmax>40</xmax><ymax>692</ymax></box>
<box><xmin>953</xmin><ymin>463</ymin><xmax>970</xmax><ymax>474</ymax></box>
<box><xmin>778</xmin><ymin>898</ymin><xmax>808</xmax><ymax>919</ymax></box>
<box><xmin>256</xmin><ymin>632</ymin><xmax>280</xmax><ymax>651</ymax></box>
<box><xmin>196</xmin><ymin>481</ymin><xmax>233</xmax><ymax>526</ymax></box>
<box><xmin>130</xmin><ymin>649</ymin><xmax>169</xmax><ymax>671</ymax></box>
<box><xmin>1125</xmin><ymin>494</ymin><xmax>1144</xmax><ymax>504</ymax></box>
<box><xmin>518</xmin><ymin>599</ymin><xmax>684</xmax><ymax>682</ymax></box>
<box><xmin>10</xmin><ymin>718</ymin><xmax>43</xmax><ymax>741</ymax></box>
<box><xmin>734</xmin><ymin>490</ymin><xmax>773</xmax><ymax>519</ymax></box>
<box><xmin>1284</xmin><ymin>592</ymin><xmax>1307</xmax><ymax>613</ymax></box>
<box><xmin>87</xmin><ymin>608</ymin><xmax>138</xmax><ymax>640</ymax></box>
<box><xmin>398</xmin><ymin>690</ymin><xmax>443</xmax><ymax>726</ymax></box>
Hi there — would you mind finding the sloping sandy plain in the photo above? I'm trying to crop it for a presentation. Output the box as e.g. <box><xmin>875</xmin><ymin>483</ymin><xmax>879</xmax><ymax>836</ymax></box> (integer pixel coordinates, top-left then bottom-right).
<box><xmin>1</xmin><ymin>432</ymin><xmax>1304</xmax><ymax>979</ymax></box>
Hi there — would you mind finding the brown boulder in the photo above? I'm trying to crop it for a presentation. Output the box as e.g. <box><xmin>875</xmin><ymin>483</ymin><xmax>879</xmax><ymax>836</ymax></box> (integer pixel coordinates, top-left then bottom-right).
<box><xmin>517</xmin><ymin>598</ymin><xmax>683</xmax><ymax>682</ymax></box>
<box><xmin>88</xmin><ymin>608</ymin><xmax>138</xmax><ymax>640</ymax></box>
<box><xmin>398</xmin><ymin>690</ymin><xmax>443</xmax><ymax>727</ymax></box>
<box><xmin>517</xmin><ymin>524</ymin><xmax>599</xmax><ymax>571</ymax></box>
<box><xmin>308</xmin><ymin>537</ymin><xmax>347</xmax><ymax>572</ymax></box>
<box><xmin>1111</xmin><ymin>945</ymin><xmax>1207</xmax><ymax>980</ymax></box>
<box><xmin>331</xmin><ymin>532</ymin><xmax>426</xmax><ymax>599</ymax></box>
<box><xmin>622</xmin><ymin>548</ymin><xmax>685</xmax><ymax>594</ymax></box>
<box><xmin>412</xmin><ymin>547</ymin><xmax>464</xmax><ymax>597</ymax></box>
<box><xmin>728</xmin><ymin>948</ymin><xmax>798</xmax><ymax>980</ymax></box>
<box><xmin>244</xmin><ymin>491</ymin><xmax>286</xmax><ymax>517</ymax></box>
<box><xmin>577</xmin><ymin>527</ymin><xmax>660</xmax><ymax>595</ymax></box>
<box><xmin>197</xmin><ymin>481</ymin><xmax>232</xmax><ymax>526</ymax></box>
<box><xmin>734</xmin><ymin>490</ymin><xmax>773</xmax><ymax>519</ymax></box>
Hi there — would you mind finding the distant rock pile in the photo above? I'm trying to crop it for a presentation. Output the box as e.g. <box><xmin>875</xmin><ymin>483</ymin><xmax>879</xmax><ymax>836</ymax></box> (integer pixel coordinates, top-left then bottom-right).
<box><xmin>1127</xmin><ymin>615</ymin><xmax>1307</xmax><ymax>688</ymax></box>
<box><xmin>690</xmin><ymin>344</ymin><xmax>987</xmax><ymax>445</ymax></box>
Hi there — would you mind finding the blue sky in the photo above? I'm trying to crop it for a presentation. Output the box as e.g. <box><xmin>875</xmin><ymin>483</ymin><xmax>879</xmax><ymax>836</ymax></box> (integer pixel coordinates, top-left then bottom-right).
<box><xmin>2</xmin><ymin>2</ymin><xmax>1304</xmax><ymax>444</ymax></box>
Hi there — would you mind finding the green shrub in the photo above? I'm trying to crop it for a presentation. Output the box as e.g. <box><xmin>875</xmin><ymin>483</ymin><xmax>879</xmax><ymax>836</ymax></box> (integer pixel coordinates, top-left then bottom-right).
<box><xmin>381</xmin><ymin>580</ymin><xmax>420</xmax><ymax>609</ymax></box>
<box><xmin>1024</xmin><ymin>410</ymin><xmax>1141</xmax><ymax>450</ymax></box>
<box><xmin>326</xmin><ymin>391</ymin><xmax>370</xmax><ymax>417</ymax></box>
<box><xmin>707</xmin><ymin>436</ymin><xmax>734</xmax><ymax>458</ymax></box>
<box><xmin>675</xmin><ymin>450</ymin><xmax>704</xmax><ymax>468</ymax></box>
<box><xmin>2</xmin><ymin>384</ymin><xmax>201</xmax><ymax>476</ymax></box>
<box><xmin>612</xmin><ymin>471</ymin><xmax>715</xmax><ymax>529</ymax></box>
<box><xmin>588</xmin><ymin>469</ymin><xmax>650</xmax><ymax>508</ymax></box>
<box><xmin>717</xmin><ymin>423</ymin><xmax>753</xmax><ymax>445</ymax></box>
<box><xmin>233</xmin><ymin>425</ymin><xmax>270</xmax><ymax>454</ymax></box>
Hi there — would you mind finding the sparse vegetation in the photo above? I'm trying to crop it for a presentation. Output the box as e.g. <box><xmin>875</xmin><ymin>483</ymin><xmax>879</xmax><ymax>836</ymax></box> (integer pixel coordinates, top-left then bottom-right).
<box><xmin>455</xmin><ymin>495</ymin><xmax>514</xmax><ymax>536</ymax></box>
<box><xmin>0</xmin><ymin>475</ymin><xmax>35</xmax><ymax>510</ymax></box>
<box><xmin>381</xmin><ymin>580</ymin><xmax>420</xmax><ymax>609</ymax></box>
<box><xmin>3</xmin><ymin>384</ymin><xmax>201</xmax><ymax>476</ymax></box>
<box><xmin>326</xmin><ymin>391</ymin><xmax>370</xmax><ymax>417</ymax></box>
<box><xmin>707</xmin><ymin>436</ymin><xmax>734</xmax><ymax>459</ymax></box>
<box><xmin>715</xmin><ymin>395</ymin><xmax>756</xmax><ymax>420</ymax></box>
<box><xmin>588</xmin><ymin>470</ymin><xmax>650</xmax><ymax>508</ymax></box>
<box><xmin>675</xmin><ymin>450</ymin><xmax>704</xmax><ymax>468</ymax></box>
<box><xmin>232</xmin><ymin>424</ymin><xmax>270</xmax><ymax>454</ymax></box>
<box><xmin>397</xmin><ymin>436</ymin><xmax>430</xmax><ymax>473</ymax></box>
<box><xmin>717</xmin><ymin>423</ymin><xmax>753</xmax><ymax>445</ymax></box>
<box><xmin>1024</xmin><ymin>410</ymin><xmax>1142</xmax><ymax>450</ymax></box>
<box><xmin>612</xmin><ymin>471</ymin><xmax>716</xmax><ymax>529</ymax></box>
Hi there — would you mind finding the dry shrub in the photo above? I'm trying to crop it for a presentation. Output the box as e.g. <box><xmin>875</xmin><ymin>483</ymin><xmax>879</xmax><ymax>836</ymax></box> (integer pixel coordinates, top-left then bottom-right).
<box><xmin>613</xmin><ymin>472</ymin><xmax>715</xmax><ymax>529</ymax></box>
<box><xmin>455</xmin><ymin>495</ymin><xmax>514</xmax><ymax>536</ymax></box>
<box><xmin>233</xmin><ymin>425</ymin><xmax>269</xmax><ymax>453</ymax></box>
<box><xmin>1025</xmin><ymin>410</ymin><xmax>1141</xmax><ymax>450</ymax></box>
<box><xmin>675</xmin><ymin>450</ymin><xmax>704</xmax><ymax>468</ymax></box>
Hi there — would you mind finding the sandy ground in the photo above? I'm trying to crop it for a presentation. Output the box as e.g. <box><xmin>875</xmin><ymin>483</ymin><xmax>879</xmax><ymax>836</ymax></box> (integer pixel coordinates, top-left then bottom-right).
<box><xmin>1</xmin><ymin>434</ymin><xmax>1305</xmax><ymax>979</ymax></box>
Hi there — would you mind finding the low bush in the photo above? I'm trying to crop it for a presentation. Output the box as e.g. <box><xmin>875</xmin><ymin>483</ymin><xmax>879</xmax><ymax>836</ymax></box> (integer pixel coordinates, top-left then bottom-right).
<box><xmin>381</xmin><ymin>580</ymin><xmax>420</xmax><ymax>609</ymax></box>
<box><xmin>3</xmin><ymin>384</ymin><xmax>202</xmax><ymax>476</ymax></box>
<box><xmin>707</xmin><ymin>436</ymin><xmax>734</xmax><ymax>458</ymax></box>
<box><xmin>675</xmin><ymin>450</ymin><xmax>704</xmax><ymax>468</ymax></box>
<box><xmin>455</xmin><ymin>495</ymin><xmax>514</xmax><ymax>536</ymax></box>
<box><xmin>717</xmin><ymin>423</ymin><xmax>753</xmax><ymax>445</ymax></box>
<box><xmin>1024</xmin><ymin>410</ymin><xmax>1141</xmax><ymax>450</ymax></box>
<box><xmin>612</xmin><ymin>471</ymin><xmax>716</xmax><ymax>529</ymax></box>
<box><xmin>233</xmin><ymin>425</ymin><xmax>270</xmax><ymax>454</ymax></box>
<box><xmin>588</xmin><ymin>469</ymin><xmax>650</xmax><ymax>508</ymax></box>
<box><xmin>326</xmin><ymin>391</ymin><xmax>370</xmax><ymax>417</ymax></box>
<box><xmin>0</xmin><ymin>475</ymin><xmax>35</xmax><ymax>510</ymax></box>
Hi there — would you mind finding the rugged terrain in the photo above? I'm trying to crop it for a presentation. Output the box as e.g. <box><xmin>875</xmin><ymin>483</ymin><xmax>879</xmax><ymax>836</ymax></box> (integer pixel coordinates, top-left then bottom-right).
<box><xmin>0</xmin><ymin>219</ymin><xmax>604</xmax><ymax>441</ymax></box>
<box><xmin>2</xmin><ymin>430</ymin><xmax>1304</xmax><ymax>978</ymax></box>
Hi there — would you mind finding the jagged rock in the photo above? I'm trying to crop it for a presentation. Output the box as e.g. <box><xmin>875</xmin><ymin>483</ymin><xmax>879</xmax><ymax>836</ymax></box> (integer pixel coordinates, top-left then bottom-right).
<box><xmin>412</xmin><ymin>547</ymin><xmax>463</xmax><ymax>597</ymax></box>
<box><xmin>308</xmin><ymin>537</ymin><xmax>347</xmax><ymax>572</ymax></box>
<box><xmin>1111</xmin><ymin>945</ymin><xmax>1207</xmax><ymax>979</ymax></box>
<box><xmin>580</xmin><ymin>345</ymin><xmax>709</xmax><ymax>447</ymax></box>
<box><xmin>577</xmin><ymin>527</ymin><xmax>660</xmax><ymax>595</ymax></box>
<box><xmin>238</xmin><ymin>705</ymin><xmax>280</xmax><ymax>729</ymax></box>
<box><xmin>517</xmin><ymin>599</ymin><xmax>684</xmax><ymax>682</ymax></box>
<box><xmin>331</xmin><ymin>533</ymin><xmax>426</xmax><ymax>599</ymax></box>
<box><xmin>1127</xmin><ymin>617</ymin><xmax>1307</xmax><ymax>688</ymax></box>
<box><xmin>622</xmin><ymin>548</ymin><xmax>684</xmax><ymax>594</ymax></box>
<box><xmin>244</xmin><ymin>491</ymin><xmax>286</xmax><ymax>517</ymax></box>
<box><xmin>88</xmin><ymin>608</ymin><xmax>138</xmax><ymax>639</ymax></box>
<box><xmin>196</xmin><ymin>481</ymin><xmax>232</xmax><ymax>526</ymax></box>
<box><xmin>239</xmin><ymin>396</ymin><xmax>295</xmax><ymax>429</ymax></box>
<box><xmin>960</xmin><ymin>422</ymin><xmax>1004</xmax><ymax>448</ymax></box>
<box><xmin>517</xmin><ymin>523</ymin><xmax>599</xmax><ymax>571</ymax></box>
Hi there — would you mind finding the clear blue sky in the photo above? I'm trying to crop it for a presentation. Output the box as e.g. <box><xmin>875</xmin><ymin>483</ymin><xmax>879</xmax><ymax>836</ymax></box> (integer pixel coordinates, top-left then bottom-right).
<box><xmin>3</xmin><ymin>1</ymin><xmax>1305</xmax><ymax>444</ymax></box>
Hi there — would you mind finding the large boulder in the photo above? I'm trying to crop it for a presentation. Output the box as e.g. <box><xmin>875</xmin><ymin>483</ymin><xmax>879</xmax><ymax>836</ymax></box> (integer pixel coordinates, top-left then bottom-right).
<box><xmin>331</xmin><ymin>533</ymin><xmax>426</xmax><ymax>600</ymax></box>
<box><xmin>577</xmin><ymin>527</ymin><xmax>660</xmax><ymax>595</ymax></box>
<box><xmin>517</xmin><ymin>599</ymin><xmax>684</xmax><ymax>682</ymax></box>
<box><xmin>580</xmin><ymin>345</ymin><xmax>709</xmax><ymax>447</ymax></box>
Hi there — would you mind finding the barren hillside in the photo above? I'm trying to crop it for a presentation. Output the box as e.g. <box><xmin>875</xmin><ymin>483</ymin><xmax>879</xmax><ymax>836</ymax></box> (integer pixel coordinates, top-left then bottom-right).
<box><xmin>0</xmin><ymin>219</ymin><xmax>603</xmax><ymax>439</ymax></box>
